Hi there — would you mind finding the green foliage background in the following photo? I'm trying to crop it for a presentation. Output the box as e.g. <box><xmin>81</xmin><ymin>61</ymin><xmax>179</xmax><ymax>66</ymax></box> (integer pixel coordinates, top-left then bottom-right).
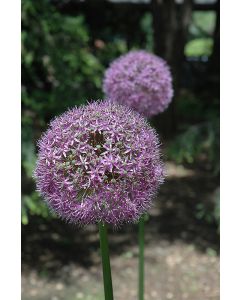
<box><xmin>22</xmin><ymin>0</ymin><xmax>101</xmax><ymax>223</ymax></box>
<box><xmin>21</xmin><ymin>0</ymin><xmax>130</xmax><ymax>223</ymax></box>
<box><xmin>22</xmin><ymin>0</ymin><xmax>219</xmax><ymax>225</ymax></box>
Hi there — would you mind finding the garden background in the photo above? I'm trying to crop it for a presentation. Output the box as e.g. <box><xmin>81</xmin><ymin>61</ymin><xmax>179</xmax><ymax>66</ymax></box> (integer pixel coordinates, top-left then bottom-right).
<box><xmin>22</xmin><ymin>0</ymin><xmax>220</xmax><ymax>299</ymax></box>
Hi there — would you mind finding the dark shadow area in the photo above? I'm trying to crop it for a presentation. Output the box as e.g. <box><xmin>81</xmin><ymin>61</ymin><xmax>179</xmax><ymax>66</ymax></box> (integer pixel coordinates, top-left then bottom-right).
<box><xmin>153</xmin><ymin>174</ymin><xmax>219</xmax><ymax>252</ymax></box>
<box><xmin>22</xmin><ymin>164</ymin><xmax>219</xmax><ymax>280</ymax></box>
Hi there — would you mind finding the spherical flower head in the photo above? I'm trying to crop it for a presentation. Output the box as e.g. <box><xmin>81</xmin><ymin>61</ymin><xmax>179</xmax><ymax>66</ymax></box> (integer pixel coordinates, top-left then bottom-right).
<box><xmin>103</xmin><ymin>50</ymin><xmax>173</xmax><ymax>117</ymax></box>
<box><xmin>34</xmin><ymin>100</ymin><xmax>165</xmax><ymax>226</ymax></box>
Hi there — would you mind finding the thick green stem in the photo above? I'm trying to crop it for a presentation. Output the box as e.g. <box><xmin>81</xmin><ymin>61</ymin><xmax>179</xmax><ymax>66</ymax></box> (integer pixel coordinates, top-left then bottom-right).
<box><xmin>138</xmin><ymin>215</ymin><xmax>145</xmax><ymax>300</ymax></box>
<box><xmin>99</xmin><ymin>222</ymin><xmax>114</xmax><ymax>300</ymax></box>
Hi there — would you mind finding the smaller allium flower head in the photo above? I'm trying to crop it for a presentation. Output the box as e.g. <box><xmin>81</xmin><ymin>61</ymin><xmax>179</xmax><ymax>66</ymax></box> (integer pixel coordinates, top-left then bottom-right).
<box><xmin>34</xmin><ymin>100</ymin><xmax>165</xmax><ymax>226</ymax></box>
<box><xmin>103</xmin><ymin>50</ymin><xmax>173</xmax><ymax>117</ymax></box>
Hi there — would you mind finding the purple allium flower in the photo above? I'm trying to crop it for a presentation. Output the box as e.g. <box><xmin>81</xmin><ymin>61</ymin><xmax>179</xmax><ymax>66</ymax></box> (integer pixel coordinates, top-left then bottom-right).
<box><xmin>103</xmin><ymin>50</ymin><xmax>173</xmax><ymax>117</ymax></box>
<box><xmin>34</xmin><ymin>100</ymin><xmax>165</xmax><ymax>226</ymax></box>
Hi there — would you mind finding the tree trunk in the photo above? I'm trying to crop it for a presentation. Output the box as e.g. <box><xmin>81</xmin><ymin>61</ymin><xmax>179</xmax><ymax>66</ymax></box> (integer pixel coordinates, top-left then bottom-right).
<box><xmin>151</xmin><ymin>0</ymin><xmax>193</xmax><ymax>136</ymax></box>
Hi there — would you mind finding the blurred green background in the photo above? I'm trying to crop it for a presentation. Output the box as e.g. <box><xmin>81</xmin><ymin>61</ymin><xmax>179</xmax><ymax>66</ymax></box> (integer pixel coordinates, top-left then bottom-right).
<box><xmin>22</xmin><ymin>0</ymin><xmax>219</xmax><ymax>225</ymax></box>
<box><xmin>22</xmin><ymin>1</ymin><xmax>219</xmax><ymax>299</ymax></box>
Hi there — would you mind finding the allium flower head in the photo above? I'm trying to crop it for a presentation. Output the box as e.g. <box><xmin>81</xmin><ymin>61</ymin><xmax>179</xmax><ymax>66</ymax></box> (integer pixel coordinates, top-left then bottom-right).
<box><xmin>34</xmin><ymin>100</ymin><xmax>165</xmax><ymax>226</ymax></box>
<box><xmin>103</xmin><ymin>50</ymin><xmax>173</xmax><ymax>117</ymax></box>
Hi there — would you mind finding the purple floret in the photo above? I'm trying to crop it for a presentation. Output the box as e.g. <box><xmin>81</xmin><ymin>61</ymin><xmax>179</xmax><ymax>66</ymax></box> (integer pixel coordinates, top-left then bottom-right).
<box><xmin>103</xmin><ymin>50</ymin><xmax>173</xmax><ymax>117</ymax></box>
<box><xmin>34</xmin><ymin>100</ymin><xmax>165</xmax><ymax>226</ymax></box>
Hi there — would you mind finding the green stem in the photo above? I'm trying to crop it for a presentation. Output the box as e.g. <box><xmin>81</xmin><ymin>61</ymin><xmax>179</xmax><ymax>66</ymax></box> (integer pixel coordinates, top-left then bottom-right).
<box><xmin>138</xmin><ymin>215</ymin><xmax>145</xmax><ymax>300</ymax></box>
<box><xmin>99</xmin><ymin>222</ymin><xmax>114</xmax><ymax>300</ymax></box>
